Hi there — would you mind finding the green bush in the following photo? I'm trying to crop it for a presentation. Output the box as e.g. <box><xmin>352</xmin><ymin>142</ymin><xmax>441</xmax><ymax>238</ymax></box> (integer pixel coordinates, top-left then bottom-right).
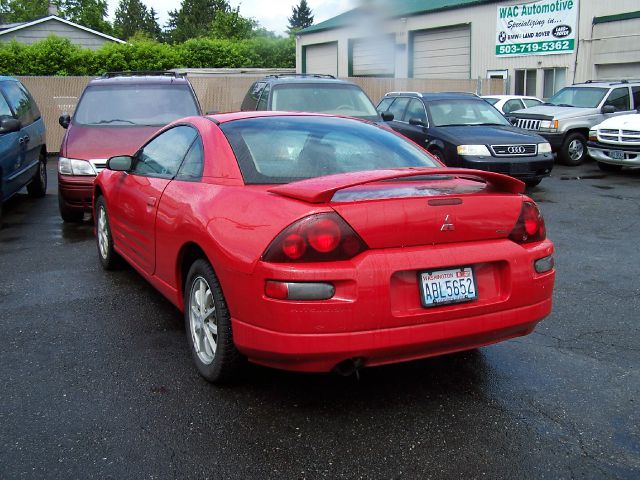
<box><xmin>0</xmin><ymin>34</ymin><xmax>295</xmax><ymax>75</ymax></box>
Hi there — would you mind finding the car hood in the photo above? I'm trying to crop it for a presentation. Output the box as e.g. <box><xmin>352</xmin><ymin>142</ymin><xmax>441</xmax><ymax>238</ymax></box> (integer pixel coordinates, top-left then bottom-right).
<box><xmin>593</xmin><ymin>113</ymin><xmax>640</xmax><ymax>130</ymax></box>
<box><xmin>63</xmin><ymin>124</ymin><xmax>161</xmax><ymax>159</ymax></box>
<box><xmin>434</xmin><ymin>125</ymin><xmax>545</xmax><ymax>145</ymax></box>
<box><xmin>511</xmin><ymin>105</ymin><xmax>597</xmax><ymax>120</ymax></box>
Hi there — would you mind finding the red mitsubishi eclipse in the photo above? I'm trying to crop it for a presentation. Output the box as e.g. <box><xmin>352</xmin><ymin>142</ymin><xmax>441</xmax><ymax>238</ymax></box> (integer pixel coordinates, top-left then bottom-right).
<box><xmin>93</xmin><ymin>112</ymin><xmax>555</xmax><ymax>383</ymax></box>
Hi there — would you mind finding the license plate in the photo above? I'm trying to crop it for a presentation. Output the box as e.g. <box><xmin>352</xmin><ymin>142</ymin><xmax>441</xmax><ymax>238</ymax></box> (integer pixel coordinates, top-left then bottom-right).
<box><xmin>610</xmin><ymin>150</ymin><xmax>625</xmax><ymax>160</ymax></box>
<box><xmin>510</xmin><ymin>163</ymin><xmax>529</xmax><ymax>174</ymax></box>
<box><xmin>419</xmin><ymin>267</ymin><xmax>477</xmax><ymax>308</ymax></box>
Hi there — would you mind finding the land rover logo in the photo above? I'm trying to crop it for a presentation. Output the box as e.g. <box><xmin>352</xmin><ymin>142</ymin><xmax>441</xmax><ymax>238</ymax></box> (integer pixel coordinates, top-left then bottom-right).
<box><xmin>552</xmin><ymin>25</ymin><xmax>571</xmax><ymax>38</ymax></box>
<box><xmin>508</xmin><ymin>146</ymin><xmax>526</xmax><ymax>154</ymax></box>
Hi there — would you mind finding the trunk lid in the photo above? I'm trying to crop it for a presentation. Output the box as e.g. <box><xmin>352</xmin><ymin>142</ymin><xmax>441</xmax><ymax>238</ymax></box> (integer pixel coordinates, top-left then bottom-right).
<box><xmin>269</xmin><ymin>169</ymin><xmax>524</xmax><ymax>248</ymax></box>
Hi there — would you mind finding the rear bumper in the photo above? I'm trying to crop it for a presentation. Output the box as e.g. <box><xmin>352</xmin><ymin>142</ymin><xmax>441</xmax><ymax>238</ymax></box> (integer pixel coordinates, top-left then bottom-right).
<box><xmin>232</xmin><ymin>299</ymin><xmax>550</xmax><ymax>372</ymax></box>
<box><xmin>460</xmin><ymin>154</ymin><xmax>554</xmax><ymax>181</ymax></box>
<box><xmin>587</xmin><ymin>141</ymin><xmax>640</xmax><ymax>166</ymax></box>
<box><xmin>58</xmin><ymin>174</ymin><xmax>95</xmax><ymax>211</ymax></box>
<box><xmin>223</xmin><ymin>238</ymin><xmax>555</xmax><ymax>372</ymax></box>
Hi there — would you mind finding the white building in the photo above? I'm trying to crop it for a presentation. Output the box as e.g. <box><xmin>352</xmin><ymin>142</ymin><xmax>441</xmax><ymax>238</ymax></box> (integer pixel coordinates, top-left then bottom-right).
<box><xmin>296</xmin><ymin>0</ymin><xmax>640</xmax><ymax>98</ymax></box>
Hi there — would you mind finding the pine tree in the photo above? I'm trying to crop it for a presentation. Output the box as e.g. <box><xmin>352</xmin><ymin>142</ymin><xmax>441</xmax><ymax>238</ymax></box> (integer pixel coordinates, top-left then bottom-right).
<box><xmin>145</xmin><ymin>7</ymin><xmax>162</xmax><ymax>41</ymax></box>
<box><xmin>1</xmin><ymin>0</ymin><xmax>51</xmax><ymax>22</ymax></box>
<box><xmin>60</xmin><ymin>0</ymin><xmax>111</xmax><ymax>34</ymax></box>
<box><xmin>287</xmin><ymin>0</ymin><xmax>313</xmax><ymax>34</ymax></box>
<box><xmin>166</xmin><ymin>0</ymin><xmax>230</xmax><ymax>43</ymax></box>
<box><xmin>113</xmin><ymin>0</ymin><xmax>149</xmax><ymax>40</ymax></box>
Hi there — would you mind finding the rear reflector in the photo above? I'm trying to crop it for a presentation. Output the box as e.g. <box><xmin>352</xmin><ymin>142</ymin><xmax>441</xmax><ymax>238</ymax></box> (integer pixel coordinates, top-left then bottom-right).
<box><xmin>534</xmin><ymin>255</ymin><xmax>554</xmax><ymax>273</ymax></box>
<box><xmin>265</xmin><ymin>281</ymin><xmax>335</xmax><ymax>301</ymax></box>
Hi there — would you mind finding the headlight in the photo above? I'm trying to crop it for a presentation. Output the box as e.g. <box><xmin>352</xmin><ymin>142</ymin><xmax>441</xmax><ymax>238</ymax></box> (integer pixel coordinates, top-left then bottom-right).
<box><xmin>589</xmin><ymin>129</ymin><xmax>597</xmax><ymax>141</ymax></box>
<box><xmin>457</xmin><ymin>145</ymin><xmax>491</xmax><ymax>156</ymax></box>
<box><xmin>58</xmin><ymin>157</ymin><xmax>96</xmax><ymax>176</ymax></box>
<box><xmin>538</xmin><ymin>142</ymin><xmax>552</xmax><ymax>154</ymax></box>
<box><xmin>539</xmin><ymin>119</ymin><xmax>558</xmax><ymax>130</ymax></box>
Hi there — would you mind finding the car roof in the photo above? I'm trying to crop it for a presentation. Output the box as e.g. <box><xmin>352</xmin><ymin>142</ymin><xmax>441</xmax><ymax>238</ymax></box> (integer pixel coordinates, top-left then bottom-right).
<box><xmin>258</xmin><ymin>74</ymin><xmax>355</xmax><ymax>86</ymax></box>
<box><xmin>88</xmin><ymin>72</ymin><xmax>192</xmax><ymax>86</ymax></box>
<box><xmin>571</xmin><ymin>80</ymin><xmax>640</xmax><ymax>88</ymax></box>
<box><xmin>384</xmin><ymin>91</ymin><xmax>481</xmax><ymax>101</ymax></box>
<box><xmin>0</xmin><ymin>75</ymin><xmax>19</xmax><ymax>82</ymax></box>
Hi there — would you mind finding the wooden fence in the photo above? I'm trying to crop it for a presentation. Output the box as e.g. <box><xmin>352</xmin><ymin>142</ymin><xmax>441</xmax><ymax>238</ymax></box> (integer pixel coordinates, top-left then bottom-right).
<box><xmin>17</xmin><ymin>75</ymin><xmax>505</xmax><ymax>152</ymax></box>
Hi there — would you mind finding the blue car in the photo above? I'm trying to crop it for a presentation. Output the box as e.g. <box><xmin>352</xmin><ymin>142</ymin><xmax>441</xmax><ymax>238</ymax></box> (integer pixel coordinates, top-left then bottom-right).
<box><xmin>0</xmin><ymin>76</ymin><xmax>47</xmax><ymax>225</ymax></box>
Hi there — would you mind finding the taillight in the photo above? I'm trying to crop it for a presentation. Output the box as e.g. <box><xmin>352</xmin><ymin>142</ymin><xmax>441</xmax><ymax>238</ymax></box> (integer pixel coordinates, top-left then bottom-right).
<box><xmin>262</xmin><ymin>213</ymin><xmax>368</xmax><ymax>263</ymax></box>
<box><xmin>509</xmin><ymin>201</ymin><xmax>546</xmax><ymax>244</ymax></box>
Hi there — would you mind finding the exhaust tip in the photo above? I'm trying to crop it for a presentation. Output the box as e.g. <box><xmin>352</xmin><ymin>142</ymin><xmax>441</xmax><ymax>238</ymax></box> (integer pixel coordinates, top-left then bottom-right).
<box><xmin>333</xmin><ymin>357</ymin><xmax>365</xmax><ymax>377</ymax></box>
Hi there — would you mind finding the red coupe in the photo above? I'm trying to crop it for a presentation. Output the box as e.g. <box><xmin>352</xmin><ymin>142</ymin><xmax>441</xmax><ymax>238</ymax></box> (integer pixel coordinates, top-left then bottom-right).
<box><xmin>93</xmin><ymin>112</ymin><xmax>555</xmax><ymax>383</ymax></box>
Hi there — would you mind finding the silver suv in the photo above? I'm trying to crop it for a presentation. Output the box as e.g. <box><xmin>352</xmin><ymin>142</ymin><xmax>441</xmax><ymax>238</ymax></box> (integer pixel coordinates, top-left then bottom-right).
<box><xmin>507</xmin><ymin>80</ymin><xmax>640</xmax><ymax>165</ymax></box>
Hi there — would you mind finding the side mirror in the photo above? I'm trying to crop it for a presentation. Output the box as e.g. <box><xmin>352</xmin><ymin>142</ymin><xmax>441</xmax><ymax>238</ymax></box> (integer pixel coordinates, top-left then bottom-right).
<box><xmin>0</xmin><ymin>117</ymin><xmax>21</xmax><ymax>134</ymax></box>
<box><xmin>381</xmin><ymin>111</ymin><xmax>394</xmax><ymax>122</ymax></box>
<box><xmin>59</xmin><ymin>114</ymin><xmax>71</xmax><ymax>129</ymax></box>
<box><xmin>409</xmin><ymin>117</ymin><xmax>426</xmax><ymax>127</ymax></box>
<box><xmin>107</xmin><ymin>155</ymin><xmax>133</xmax><ymax>171</ymax></box>
<box><xmin>601</xmin><ymin>105</ymin><xmax>616</xmax><ymax>114</ymax></box>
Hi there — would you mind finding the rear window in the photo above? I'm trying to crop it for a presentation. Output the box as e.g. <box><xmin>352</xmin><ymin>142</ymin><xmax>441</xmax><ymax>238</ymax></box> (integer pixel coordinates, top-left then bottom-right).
<box><xmin>220</xmin><ymin>116</ymin><xmax>440</xmax><ymax>184</ymax></box>
<box><xmin>73</xmin><ymin>84</ymin><xmax>199</xmax><ymax>126</ymax></box>
<box><xmin>270</xmin><ymin>84</ymin><xmax>378</xmax><ymax>119</ymax></box>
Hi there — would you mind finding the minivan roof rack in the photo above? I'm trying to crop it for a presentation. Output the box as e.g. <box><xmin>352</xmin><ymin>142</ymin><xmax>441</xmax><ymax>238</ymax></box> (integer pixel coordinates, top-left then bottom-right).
<box><xmin>265</xmin><ymin>73</ymin><xmax>336</xmax><ymax>79</ymax></box>
<box><xmin>101</xmin><ymin>71</ymin><xmax>186</xmax><ymax>78</ymax></box>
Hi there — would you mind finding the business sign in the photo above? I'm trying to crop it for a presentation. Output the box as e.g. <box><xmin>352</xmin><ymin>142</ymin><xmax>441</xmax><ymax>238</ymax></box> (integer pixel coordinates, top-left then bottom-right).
<box><xmin>496</xmin><ymin>0</ymin><xmax>578</xmax><ymax>57</ymax></box>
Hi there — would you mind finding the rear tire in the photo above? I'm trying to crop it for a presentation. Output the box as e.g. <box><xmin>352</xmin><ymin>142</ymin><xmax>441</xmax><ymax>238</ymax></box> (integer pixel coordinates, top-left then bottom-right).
<box><xmin>524</xmin><ymin>178</ymin><xmax>542</xmax><ymax>187</ymax></box>
<box><xmin>597</xmin><ymin>161</ymin><xmax>622</xmax><ymax>172</ymax></box>
<box><xmin>559</xmin><ymin>132</ymin><xmax>588</xmax><ymax>166</ymax></box>
<box><xmin>95</xmin><ymin>196</ymin><xmax>121</xmax><ymax>270</ymax></box>
<box><xmin>184</xmin><ymin>259</ymin><xmax>244</xmax><ymax>383</ymax></box>
<box><xmin>429</xmin><ymin>147</ymin><xmax>446</xmax><ymax>165</ymax></box>
<box><xmin>27</xmin><ymin>152</ymin><xmax>47</xmax><ymax>198</ymax></box>
<box><xmin>58</xmin><ymin>193</ymin><xmax>84</xmax><ymax>223</ymax></box>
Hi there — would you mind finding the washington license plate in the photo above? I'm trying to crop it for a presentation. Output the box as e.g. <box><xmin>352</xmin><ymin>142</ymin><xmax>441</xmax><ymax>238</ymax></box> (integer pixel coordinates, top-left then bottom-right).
<box><xmin>419</xmin><ymin>267</ymin><xmax>477</xmax><ymax>308</ymax></box>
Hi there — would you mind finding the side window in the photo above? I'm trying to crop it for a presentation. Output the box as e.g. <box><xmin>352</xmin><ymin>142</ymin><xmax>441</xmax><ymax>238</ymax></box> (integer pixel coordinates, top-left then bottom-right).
<box><xmin>604</xmin><ymin>87</ymin><xmax>630</xmax><ymax>111</ymax></box>
<box><xmin>387</xmin><ymin>97</ymin><xmax>410</xmax><ymax>122</ymax></box>
<box><xmin>133</xmin><ymin>126</ymin><xmax>197</xmax><ymax>178</ymax></box>
<box><xmin>632</xmin><ymin>87</ymin><xmax>640</xmax><ymax>110</ymax></box>
<box><xmin>404</xmin><ymin>98</ymin><xmax>427</xmax><ymax>123</ymax></box>
<box><xmin>241</xmin><ymin>81</ymin><xmax>266</xmax><ymax>110</ymax></box>
<box><xmin>523</xmin><ymin>98</ymin><xmax>542</xmax><ymax>108</ymax></box>
<box><xmin>503</xmin><ymin>99</ymin><xmax>524</xmax><ymax>113</ymax></box>
<box><xmin>0</xmin><ymin>89</ymin><xmax>13</xmax><ymax>118</ymax></box>
<box><xmin>256</xmin><ymin>84</ymin><xmax>271</xmax><ymax>110</ymax></box>
<box><xmin>176</xmin><ymin>137</ymin><xmax>204</xmax><ymax>181</ymax></box>
<box><xmin>376</xmin><ymin>97</ymin><xmax>394</xmax><ymax>114</ymax></box>
<box><xmin>1</xmin><ymin>81</ymin><xmax>34</xmax><ymax>125</ymax></box>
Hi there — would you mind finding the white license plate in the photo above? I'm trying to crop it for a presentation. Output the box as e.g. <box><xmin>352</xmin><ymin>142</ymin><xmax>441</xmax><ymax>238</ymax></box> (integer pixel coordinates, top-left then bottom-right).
<box><xmin>419</xmin><ymin>267</ymin><xmax>477</xmax><ymax>308</ymax></box>
<box><xmin>610</xmin><ymin>150</ymin><xmax>625</xmax><ymax>160</ymax></box>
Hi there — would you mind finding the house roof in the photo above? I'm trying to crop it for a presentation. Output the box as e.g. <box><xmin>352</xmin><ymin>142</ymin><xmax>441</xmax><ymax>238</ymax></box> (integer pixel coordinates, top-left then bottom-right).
<box><xmin>0</xmin><ymin>15</ymin><xmax>125</xmax><ymax>43</ymax></box>
<box><xmin>299</xmin><ymin>0</ymin><xmax>498</xmax><ymax>35</ymax></box>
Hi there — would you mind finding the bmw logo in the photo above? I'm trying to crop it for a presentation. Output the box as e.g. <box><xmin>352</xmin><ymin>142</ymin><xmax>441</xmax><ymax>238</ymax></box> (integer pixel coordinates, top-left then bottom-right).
<box><xmin>498</xmin><ymin>31</ymin><xmax>506</xmax><ymax>43</ymax></box>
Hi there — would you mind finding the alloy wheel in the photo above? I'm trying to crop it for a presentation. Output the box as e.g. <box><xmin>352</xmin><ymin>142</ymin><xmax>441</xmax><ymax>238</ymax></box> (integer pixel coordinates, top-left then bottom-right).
<box><xmin>189</xmin><ymin>276</ymin><xmax>218</xmax><ymax>365</ymax></box>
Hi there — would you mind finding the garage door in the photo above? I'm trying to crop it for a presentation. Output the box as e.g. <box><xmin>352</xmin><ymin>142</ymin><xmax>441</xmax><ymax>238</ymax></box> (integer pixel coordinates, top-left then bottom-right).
<box><xmin>412</xmin><ymin>25</ymin><xmax>470</xmax><ymax>79</ymax></box>
<box><xmin>351</xmin><ymin>36</ymin><xmax>395</xmax><ymax>77</ymax></box>
<box><xmin>596</xmin><ymin>63</ymin><xmax>640</xmax><ymax>81</ymax></box>
<box><xmin>304</xmin><ymin>43</ymin><xmax>338</xmax><ymax>77</ymax></box>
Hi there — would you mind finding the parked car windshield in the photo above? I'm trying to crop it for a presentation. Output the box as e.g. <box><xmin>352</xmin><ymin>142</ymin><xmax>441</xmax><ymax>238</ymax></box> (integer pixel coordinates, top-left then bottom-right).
<box><xmin>73</xmin><ymin>84</ymin><xmax>199</xmax><ymax>126</ymax></box>
<box><xmin>220</xmin><ymin>116</ymin><xmax>440</xmax><ymax>184</ymax></box>
<box><xmin>428</xmin><ymin>99</ymin><xmax>511</xmax><ymax>127</ymax></box>
<box><xmin>270</xmin><ymin>84</ymin><xmax>379</xmax><ymax>120</ymax></box>
<box><xmin>546</xmin><ymin>87</ymin><xmax>608</xmax><ymax>108</ymax></box>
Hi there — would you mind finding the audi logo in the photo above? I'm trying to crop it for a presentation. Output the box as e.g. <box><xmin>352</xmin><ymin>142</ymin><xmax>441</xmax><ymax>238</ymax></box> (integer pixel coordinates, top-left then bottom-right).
<box><xmin>507</xmin><ymin>146</ymin><xmax>526</xmax><ymax>154</ymax></box>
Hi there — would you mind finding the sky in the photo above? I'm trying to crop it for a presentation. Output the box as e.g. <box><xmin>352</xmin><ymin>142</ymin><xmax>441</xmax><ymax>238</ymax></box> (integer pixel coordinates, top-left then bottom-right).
<box><xmin>105</xmin><ymin>0</ymin><xmax>358</xmax><ymax>36</ymax></box>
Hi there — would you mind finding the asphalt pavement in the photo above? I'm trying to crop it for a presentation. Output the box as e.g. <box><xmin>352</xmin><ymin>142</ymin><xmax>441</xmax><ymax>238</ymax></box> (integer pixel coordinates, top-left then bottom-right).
<box><xmin>1</xmin><ymin>158</ymin><xmax>639</xmax><ymax>479</ymax></box>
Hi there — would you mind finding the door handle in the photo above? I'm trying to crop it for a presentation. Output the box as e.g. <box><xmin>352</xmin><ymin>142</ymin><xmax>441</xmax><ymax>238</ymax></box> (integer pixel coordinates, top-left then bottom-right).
<box><xmin>146</xmin><ymin>197</ymin><xmax>157</xmax><ymax>207</ymax></box>
<box><xmin>19</xmin><ymin>136</ymin><xmax>29</xmax><ymax>145</ymax></box>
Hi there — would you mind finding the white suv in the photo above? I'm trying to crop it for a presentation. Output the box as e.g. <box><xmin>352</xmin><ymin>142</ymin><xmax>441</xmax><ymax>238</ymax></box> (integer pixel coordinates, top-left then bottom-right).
<box><xmin>588</xmin><ymin>113</ymin><xmax>640</xmax><ymax>171</ymax></box>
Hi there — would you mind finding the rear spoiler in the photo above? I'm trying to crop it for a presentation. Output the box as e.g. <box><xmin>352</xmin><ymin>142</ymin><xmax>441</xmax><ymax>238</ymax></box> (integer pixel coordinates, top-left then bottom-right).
<box><xmin>269</xmin><ymin>168</ymin><xmax>525</xmax><ymax>204</ymax></box>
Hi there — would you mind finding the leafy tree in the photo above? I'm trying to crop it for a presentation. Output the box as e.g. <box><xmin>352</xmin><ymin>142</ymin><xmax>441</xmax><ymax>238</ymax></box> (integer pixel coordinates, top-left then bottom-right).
<box><xmin>0</xmin><ymin>0</ymin><xmax>54</xmax><ymax>22</ymax></box>
<box><xmin>166</xmin><ymin>0</ymin><xmax>230</xmax><ymax>43</ymax></box>
<box><xmin>287</xmin><ymin>0</ymin><xmax>313</xmax><ymax>34</ymax></box>
<box><xmin>210</xmin><ymin>6</ymin><xmax>256</xmax><ymax>40</ymax></box>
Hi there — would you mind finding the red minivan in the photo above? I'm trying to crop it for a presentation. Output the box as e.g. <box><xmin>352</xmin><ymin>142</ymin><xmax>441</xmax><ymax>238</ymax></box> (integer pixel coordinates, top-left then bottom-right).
<box><xmin>57</xmin><ymin>72</ymin><xmax>201</xmax><ymax>222</ymax></box>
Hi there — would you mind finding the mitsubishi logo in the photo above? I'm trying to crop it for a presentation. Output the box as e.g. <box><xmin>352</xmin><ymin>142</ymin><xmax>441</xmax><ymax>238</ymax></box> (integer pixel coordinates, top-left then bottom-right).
<box><xmin>441</xmin><ymin>214</ymin><xmax>455</xmax><ymax>231</ymax></box>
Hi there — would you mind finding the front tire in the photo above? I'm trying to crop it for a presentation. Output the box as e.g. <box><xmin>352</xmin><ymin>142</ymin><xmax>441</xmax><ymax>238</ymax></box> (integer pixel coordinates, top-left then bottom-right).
<box><xmin>559</xmin><ymin>133</ymin><xmax>588</xmax><ymax>166</ymax></box>
<box><xmin>184</xmin><ymin>259</ymin><xmax>243</xmax><ymax>383</ymax></box>
<box><xmin>95</xmin><ymin>196</ymin><xmax>121</xmax><ymax>270</ymax></box>
<box><xmin>27</xmin><ymin>153</ymin><xmax>47</xmax><ymax>198</ymax></box>
<box><xmin>524</xmin><ymin>178</ymin><xmax>542</xmax><ymax>187</ymax></box>
<box><xmin>429</xmin><ymin>147</ymin><xmax>446</xmax><ymax>165</ymax></box>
